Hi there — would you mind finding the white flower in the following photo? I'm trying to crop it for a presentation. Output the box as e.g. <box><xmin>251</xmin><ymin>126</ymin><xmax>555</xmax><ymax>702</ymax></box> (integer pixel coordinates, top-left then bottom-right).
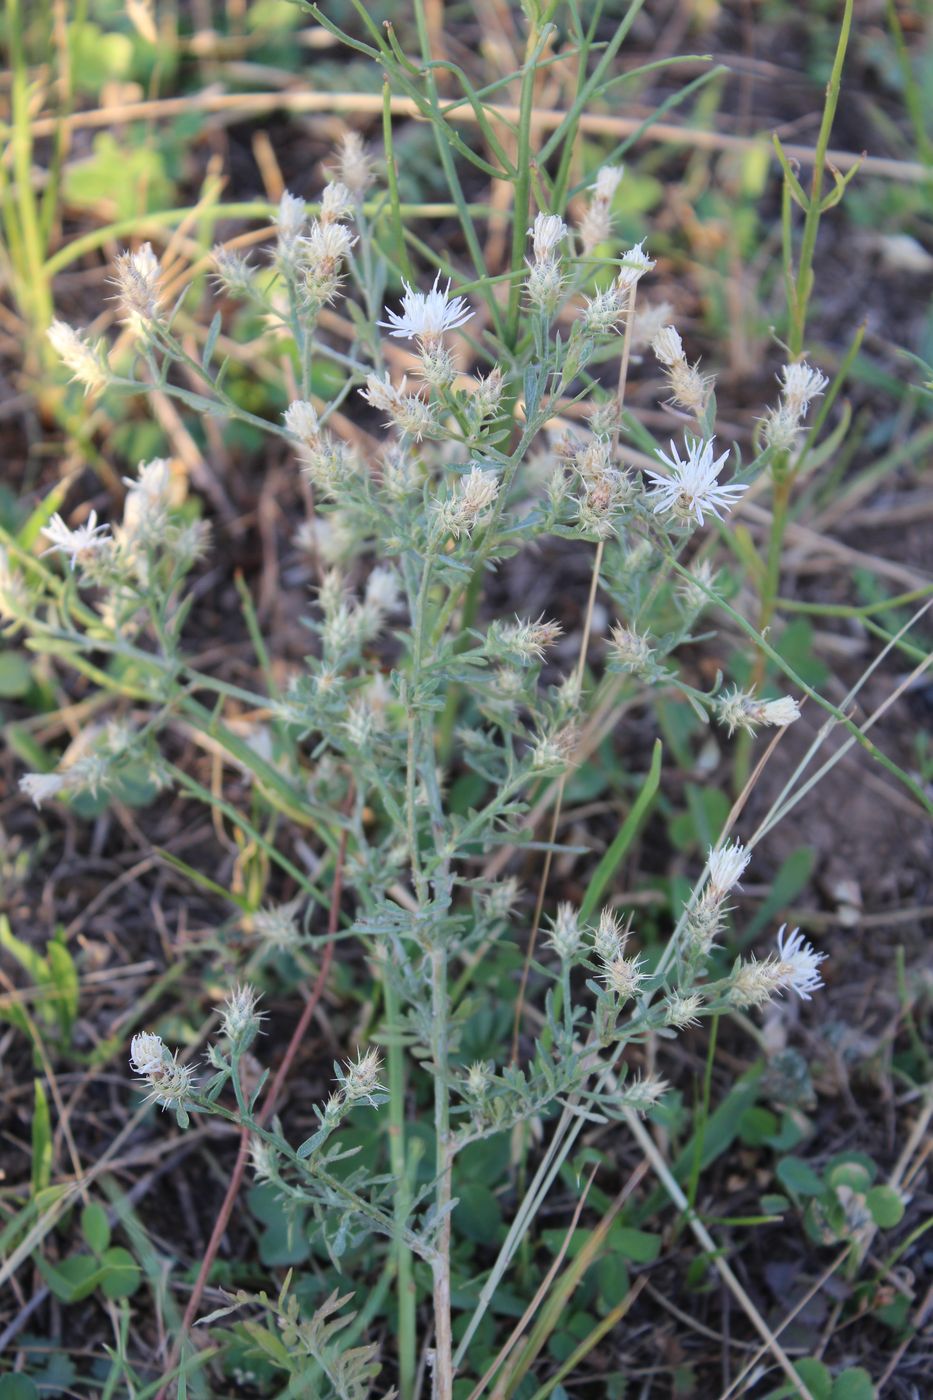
<box><xmin>602</xmin><ymin>952</ymin><xmax>646</xmax><ymax>1000</ymax></box>
<box><xmin>129</xmin><ymin>1031</ymin><xmax>197</xmax><ymax>1113</ymax></box>
<box><xmin>716</xmin><ymin>686</ymin><xmax>801</xmax><ymax>737</ymax></box>
<box><xmin>378</xmin><ymin>274</ymin><xmax>474</xmax><ymax>343</ymax></box>
<box><xmin>47</xmin><ymin>320</ymin><xmax>109</xmax><ymax>395</ymax></box>
<box><xmin>594</xmin><ymin>165</ymin><xmax>624</xmax><ymax>202</ymax></box>
<box><xmin>615</xmin><ymin>240</ymin><xmax>655</xmax><ymax>292</ymax></box>
<box><xmin>333</xmin><ymin>131</ymin><xmax>373</xmax><ymax>195</ymax></box>
<box><xmin>644</xmin><ymin>438</ymin><xmax>746</xmax><ymax>527</ymax></box>
<box><xmin>774</xmin><ymin>924</ymin><xmax>826</xmax><ymax>1000</ymax></box>
<box><xmin>276</xmin><ymin>191</ymin><xmax>307</xmax><ymax>246</ymax></box>
<box><xmin>364</xmin><ymin>566</ymin><xmax>399</xmax><ymax>614</ymax></box>
<box><xmin>284</xmin><ymin>399</ymin><xmax>321</xmax><ymax>442</ymax></box>
<box><xmin>651</xmin><ymin>325</ymin><xmax>684</xmax><ymax>367</ymax></box>
<box><xmin>622</xmin><ymin>1074</ymin><xmax>668</xmax><ymax>1111</ymax></box>
<box><xmin>111</xmin><ymin>243</ymin><xmax>163</xmax><ymax>331</ymax></box>
<box><xmin>708</xmin><ymin>841</ymin><xmax>751</xmax><ymax>896</ymax></box>
<box><xmin>761</xmin><ymin>696</ymin><xmax>802</xmax><ymax>727</ymax></box>
<box><xmin>320</xmin><ymin>181</ymin><xmax>354</xmax><ymax>224</ymax></box>
<box><xmin>780</xmin><ymin>362</ymin><xmax>829</xmax><ymax>416</ymax></box>
<box><xmin>528</xmin><ymin>211</ymin><xmax>568</xmax><ymax>264</ymax></box>
<box><xmin>664</xmin><ymin>991</ymin><xmax>704</xmax><ymax>1028</ymax></box>
<box><xmin>19</xmin><ymin>771</ymin><xmax>66</xmax><ymax>808</ymax></box>
<box><xmin>438</xmin><ymin>465</ymin><xmax>499</xmax><ymax>538</ymax></box>
<box><xmin>41</xmin><ymin>510</ymin><xmax>112</xmax><ymax>569</ymax></box>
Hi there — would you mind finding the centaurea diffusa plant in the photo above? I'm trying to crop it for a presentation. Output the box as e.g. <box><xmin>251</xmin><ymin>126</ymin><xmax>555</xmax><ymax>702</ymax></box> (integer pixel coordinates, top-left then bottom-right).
<box><xmin>11</xmin><ymin>15</ymin><xmax>879</xmax><ymax>1395</ymax></box>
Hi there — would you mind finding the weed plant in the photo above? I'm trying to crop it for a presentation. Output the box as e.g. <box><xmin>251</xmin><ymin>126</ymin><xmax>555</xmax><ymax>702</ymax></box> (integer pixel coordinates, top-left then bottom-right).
<box><xmin>1</xmin><ymin>1</ymin><xmax>929</xmax><ymax>1397</ymax></box>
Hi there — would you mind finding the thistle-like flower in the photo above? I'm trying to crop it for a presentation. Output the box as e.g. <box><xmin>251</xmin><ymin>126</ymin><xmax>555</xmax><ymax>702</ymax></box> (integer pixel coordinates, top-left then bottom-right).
<box><xmin>332</xmin><ymin>131</ymin><xmax>373</xmax><ymax>196</ymax></box>
<box><xmin>716</xmin><ymin>686</ymin><xmax>801</xmax><ymax>738</ymax></box>
<box><xmin>275</xmin><ymin>190</ymin><xmax>307</xmax><ymax>257</ymax></box>
<box><xmin>41</xmin><ymin>511</ymin><xmax>112</xmax><ymax>570</ymax></box>
<box><xmin>19</xmin><ymin>771</ymin><xmax>67</xmax><ymax>808</ymax></box>
<box><xmin>608</xmin><ymin>623</ymin><xmax>658</xmax><ymax>681</ymax></box>
<box><xmin>615</xmin><ymin>240</ymin><xmax>655</xmax><ymax>293</ymax></box>
<box><xmin>341</xmin><ymin>1048</ymin><xmax>385</xmax><ymax>1105</ymax></box>
<box><xmin>129</xmin><ymin>1032</ymin><xmax>197</xmax><ymax>1116</ymax></box>
<box><xmin>780</xmin><ymin>362</ymin><xmax>829</xmax><ymax>417</ymax></box>
<box><xmin>774</xmin><ymin>924</ymin><xmax>826</xmax><ymax>1000</ymax></box>
<box><xmin>601</xmin><ymin>952</ymin><xmax>646</xmax><ymax>1001</ymax></box>
<box><xmin>663</xmin><ymin>990</ymin><xmax>704</xmax><ymax>1028</ymax></box>
<box><xmin>622</xmin><ymin>1074</ymin><xmax>668</xmax><ymax>1112</ymax></box>
<box><xmin>212</xmin><ymin>247</ymin><xmax>256</xmax><ymax>299</ymax></box>
<box><xmin>708</xmin><ymin>841</ymin><xmax>751</xmax><ymax>897</ymax></box>
<box><xmin>528</xmin><ymin>211</ymin><xmax>568</xmax><ymax>264</ymax></box>
<box><xmin>546</xmin><ymin>902</ymin><xmax>581</xmax><ymax>961</ymax></box>
<box><xmin>111</xmin><ymin>243</ymin><xmax>164</xmax><ymax>333</ymax></box>
<box><xmin>594</xmin><ymin>907</ymin><xmax>627</xmax><ymax>962</ymax></box>
<box><xmin>437</xmin><ymin>465</ymin><xmax>499</xmax><ymax>539</ymax></box>
<box><xmin>360</xmin><ymin>373</ymin><xmax>437</xmax><ymax>441</ymax></box>
<box><xmin>47</xmin><ymin>320</ymin><xmax>110</xmax><ymax>395</ymax></box>
<box><xmin>250</xmin><ymin>896</ymin><xmax>305</xmax><ymax>951</ymax></box>
<box><xmin>379</xmin><ymin>274</ymin><xmax>473</xmax><ymax>346</ymax></box>
<box><xmin>219</xmin><ymin>983</ymin><xmax>265</xmax><ymax>1048</ymax></box>
<box><xmin>644</xmin><ymin>438</ymin><xmax>746</xmax><ymax>527</ymax></box>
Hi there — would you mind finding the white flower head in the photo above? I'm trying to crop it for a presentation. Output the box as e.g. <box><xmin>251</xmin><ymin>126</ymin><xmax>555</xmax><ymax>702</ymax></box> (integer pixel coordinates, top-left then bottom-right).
<box><xmin>19</xmin><ymin>771</ymin><xmax>66</xmax><ymax>808</ymax></box>
<box><xmin>644</xmin><ymin>438</ymin><xmax>746</xmax><ymax>528</ymax></box>
<box><xmin>602</xmin><ymin>952</ymin><xmax>646</xmax><ymax>1001</ymax></box>
<box><xmin>284</xmin><ymin>399</ymin><xmax>320</xmax><ymax>442</ymax></box>
<box><xmin>774</xmin><ymin>924</ymin><xmax>827</xmax><ymax>1000</ymax></box>
<box><xmin>365</xmin><ymin>566</ymin><xmax>399</xmax><ymax>615</ymax></box>
<box><xmin>593</xmin><ymin>165</ymin><xmax>624</xmax><ymax>202</ymax></box>
<box><xmin>111</xmin><ymin>243</ymin><xmax>163</xmax><ymax>332</ymax></box>
<box><xmin>219</xmin><ymin>983</ymin><xmax>265</xmax><ymax>1046</ymax></box>
<box><xmin>528</xmin><ymin>211</ymin><xmax>568</xmax><ymax>264</ymax></box>
<box><xmin>250</xmin><ymin>896</ymin><xmax>305</xmax><ymax>951</ymax></box>
<box><xmin>129</xmin><ymin>1031</ymin><xmax>197</xmax><ymax>1114</ymax></box>
<box><xmin>341</xmin><ymin>1047</ymin><xmax>385</xmax><ymax>1104</ymax></box>
<box><xmin>41</xmin><ymin>510</ymin><xmax>112</xmax><ymax>570</ymax></box>
<box><xmin>320</xmin><ymin>180</ymin><xmax>354</xmax><ymax>225</ymax></box>
<box><xmin>438</xmin><ymin>465</ymin><xmax>499</xmax><ymax>539</ymax></box>
<box><xmin>378</xmin><ymin>274</ymin><xmax>474</xmax><ymax>344</ymax></box>
<box><xmin>761</xmin><ymin>696</ymin><xmax>802</xmax><ymax>728</ymax></box>
<box><xmin>615</xmin><ymin>240</ymin><xmax>655</xmax><ymax>292</ymax></box>
<box><xmin>47</xmin><ymin>320</ymin><xmax>110</xmax><ymax>395</ymax></box>
<box><xmin>276</xmin><ymin>191</ymin><xmax>307</xmax><ymax>247</ymax></box>
<box><xmin>651</xmin><ymin>324</ymin><xmax>685</xmax><ymax>368</ymax></box>
<box><xmin>333</xmin><ymin>131</ymin><xmax>373</xmax><ymax>195</ymax></box>
<box><xmin>708</xmin><ymin>841</ymin><xmax>751</xmax><ymax>896</ymax></box>
<box><xmin>780</xmin><ymin>362</ymin><xmax>829</xmax><ymax>416</ymax></box>
<box><xmin>716</xmin><ymin>686</ymin><xmax>801</xmax><ymax>738</ymax></box>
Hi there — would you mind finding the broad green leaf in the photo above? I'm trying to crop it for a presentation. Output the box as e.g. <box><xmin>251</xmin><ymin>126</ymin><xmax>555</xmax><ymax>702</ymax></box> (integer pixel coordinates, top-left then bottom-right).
<box><xmin>0</xmin><ymin>651</ymin><xmax>32</xmax><ymax>697</ymax></box>
<box><xmin>776</xmin><ymin>1155</ymin><xmax>825</xmax><ymax>1198</ymax></box>
<box><xmin>865</xmin><ymin>1185</ymin><xmax>904</xmax><ymax>1229</ymax></box>
<box><xmin>830</xmin><ymin>1368</ymin><xmax>875</xmax><ymax>1400</ymax></box>
<box><xmin>100</xmin><ymin>1246</ymin><xmax>142</xmax><ymax>1299</ymax></box>
<box><xmin>81</xmin><ymin>1202</ymin><xmax>111</xmax><ymax>1255</ymax></box>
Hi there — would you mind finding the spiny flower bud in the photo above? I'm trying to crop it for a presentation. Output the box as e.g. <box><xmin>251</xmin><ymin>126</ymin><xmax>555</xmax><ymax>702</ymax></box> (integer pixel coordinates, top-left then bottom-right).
<box><xmin>621</xmin><ymin>1073</ymin><xmax>668</xmax><ymax>1112</ymax></box>
<box><xmin>299</xmin><ymin>220</ymin><xmax>357</xmax><ymax>306</ymax></box>
<box><xmin>546</xmin><ymin>902</ymin><xmax>581</xmax><ymax>961</ymax></box>
<box><xmin>601</xmin><ymin>952</ymin><xmax>646</xmax><ymax>1001</ymax></box>
<box><xmin>437</xmin><ymin>465</ymin><xmax>499</xmax><ymax>539</ymax></box>
<box><xmin>531</xmin><ymin>723</ymin><xmax>578</xmax><ymax>772</ymax></box>
<box><xmin>47</xmin><ymin>320</ymin><xmax>110</xmax><ymax>395</ymax></box>
<box><xmin>608</xmin><ymin>623</ymin><xmax>658</xmax><ymax>682</ymax></box>
<box><xmin>212</xmin><ymin>247</ymin><xmax>256</xmax><ymax>299</ymax></box>
<box><xmin>249</xmin><ymin>896</ymin><xmax>305</xmax><ymax>952</ymax></box>
<box><xmin>470</xmin><ymin>367</ymin><xmax>504</xmax><ymax>422</ymax></box>
<box><xmin>275</xmin><ymin>191</ymin><xmax>307</xmax><ymax>260</ymax></box>
<box><xmin>341</xmin><ymin>1048</ymin><xmax>385</xmax><ymax>1104</ymax></box>
<box><xmin>464</xmin><ymin>1060</ymin><xmax>494</xmax><ymax>1096</ymax></box>
<box><xmin>219</xmin><ymin>983</ymin><xmax>264</xmax><ymax>1049</ymax></box>
<box><xmin>525</xmin><ymin>258</ymin><xmax>564</xmax><ymax>315</ymax></box>
<box><xmin>663</xmin><ymin>990</ymin><xmax>704</xmax><ymax>1028</ymax></box>
<box><xmin>594</xmin><ymin>908</ymin><xmax>626</xmax><ymax>962</ymax></box>
<box><xmin>361</xmin><ymin>374</ymin><xmax>437</xmax><ymax>442</ymax></box>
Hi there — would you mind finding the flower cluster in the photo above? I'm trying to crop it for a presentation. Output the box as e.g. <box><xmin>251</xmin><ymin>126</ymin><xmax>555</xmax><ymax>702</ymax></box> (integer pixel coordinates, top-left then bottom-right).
<box><xmin>716</xmin><ymin>686</ymin><xmax>801</xmax><ymax>738</ymax></box>
<box><xmin>129</xmin><ymin>1032</ymin><xmax>197</xmax><ymax>1123</ymax></box>
<box><xmin>651</xmin><ymin>323</ymin><xmax>713</xmax><ymax>419</ymax></box>
<box><xmin>763</xmin><ymin>360</ymin><xmax>829</xmax><ymax>452</ymax></box>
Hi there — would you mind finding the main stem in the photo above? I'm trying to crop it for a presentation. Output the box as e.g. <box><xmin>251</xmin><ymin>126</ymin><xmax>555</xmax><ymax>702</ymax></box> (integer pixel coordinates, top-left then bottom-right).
<box><xmin>430</xmin><ymin>942</ymin><xmax>454</xmax><ymax>1399</ymax></box>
